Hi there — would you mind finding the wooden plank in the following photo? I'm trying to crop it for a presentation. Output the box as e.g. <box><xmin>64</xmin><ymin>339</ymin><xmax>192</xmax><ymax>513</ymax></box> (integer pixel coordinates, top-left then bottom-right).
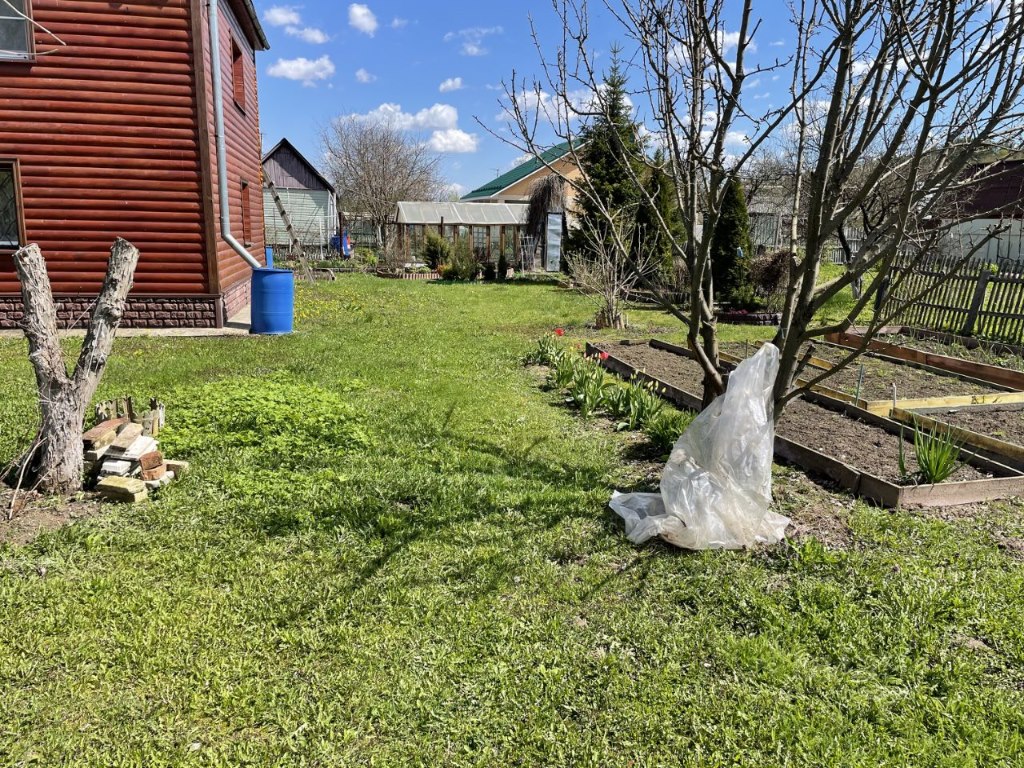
<box><xmin>892</xmin><ymin>407</ymin><xmax>1024</xmax><ymax>470</ymax></box>
<box><xmin>596</xmin><ymin>343</ymin><xmax>1024</xmax><ymax>508</ymax></box>
<box><xmin>825</xmin><ymin>330</ymin><xmax>1024</xmax><ymax>390</ymax></box>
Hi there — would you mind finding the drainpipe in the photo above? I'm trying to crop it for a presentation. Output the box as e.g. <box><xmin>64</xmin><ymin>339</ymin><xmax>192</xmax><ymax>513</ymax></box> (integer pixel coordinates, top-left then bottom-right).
<box><xmin>207</xmin><ymin>0</ymin><xmax>261</xmax><ymax>269</ymax></box>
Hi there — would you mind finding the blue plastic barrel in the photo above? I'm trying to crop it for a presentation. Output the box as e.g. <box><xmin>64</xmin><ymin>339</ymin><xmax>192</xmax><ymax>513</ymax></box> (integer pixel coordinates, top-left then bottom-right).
<box><xmin>250</xmin><ymin>267</ymin><xmax>294</xmax><ymax>335</ymax></box>
<box><xmin>264</xmin><ymin>246</ymin><xmax>274</xmax><ymax>268</ymax></box>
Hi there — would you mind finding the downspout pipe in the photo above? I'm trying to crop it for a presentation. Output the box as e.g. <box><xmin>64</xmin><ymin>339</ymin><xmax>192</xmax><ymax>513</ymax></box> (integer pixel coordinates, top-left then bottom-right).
<box><xmin>207</xmin><ymin>0</ymin><xmax>261</xmax><ymax>270</ymax></box>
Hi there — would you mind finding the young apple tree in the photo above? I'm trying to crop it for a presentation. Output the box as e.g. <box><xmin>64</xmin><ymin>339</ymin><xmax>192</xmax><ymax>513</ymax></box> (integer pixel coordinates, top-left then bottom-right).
<box><xmin>498</xmin><ymin>0</ymin><xmax>1024</xmax><ymax>416</ymax></box>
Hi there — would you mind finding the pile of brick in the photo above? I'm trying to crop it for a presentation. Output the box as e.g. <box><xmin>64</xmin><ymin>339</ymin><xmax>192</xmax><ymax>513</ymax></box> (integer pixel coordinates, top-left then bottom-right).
<box><xmin>81</xmin><ymin>401</ymin><xmax>188</xmax><ymax>503</ymax></box>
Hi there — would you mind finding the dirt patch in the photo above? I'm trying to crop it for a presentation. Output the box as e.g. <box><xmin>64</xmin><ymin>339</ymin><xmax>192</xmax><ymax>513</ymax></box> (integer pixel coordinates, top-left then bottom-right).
<box><xmin>927</xmin><ymin>406</ymin><xmax>1024</xmax><ymax>447</ymax></box>
<box><xmin>772</xmin><ymin>466</ymin><xmax>856</xmax><ymax>550</ymax></box>
<box><xmin>596</xmin><ymin>341</ymin><xmax>992</xmax><ymax>485</ymax></box>
<box><xmin>722</xmin><ymin>340</ymin><xmax>1002</xmax><ymax>400</ymax></box>
<box><xmin>593</xmin><ymin>341</ymin><xmax>709</xmax><ymax>394</ymax></box>
<box><xmin>778</xmin><ymin>399</ymin><xmax>990</xmax><ymax>484</ymax></box>
<box><xmin>885</xmin><ymin>332</ymin><xmax>1024</xmax><ymax>374</ymax></box>
<box><xmin>804</xmin><ymin>344</ymin><xmax>999</xmax><ymax>401</ymax></box>
<box><xmin>0</xmin><ymin>485</ymin><xmax>105</xmax><ymax>547</ymax></box>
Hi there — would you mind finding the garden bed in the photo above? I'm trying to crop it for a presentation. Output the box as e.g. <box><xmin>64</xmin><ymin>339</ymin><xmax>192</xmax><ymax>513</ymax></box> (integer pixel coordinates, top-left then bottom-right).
<box><xmin>716</xmin><ymin>310</ymin><xmax>781</xmax><ymax>326</ymax></box>
<box><xmin>590</xmin><ymin>340</ymin><xmax>1024</xmax><ymax>507</ymax></box>
<box><xmin>890</xmin><ymin>404</ymin><xmax>1024</xmax><ymax>472</ymax></box>
<box><xmin>376</xmin><ymin>270</ymin><xmax>441</xmax><ymax>280</ymax></box>
<box><xmin>825</xmin><ymin>328</ymin><xmax>1024</xmax><ymax>389</ymax></box>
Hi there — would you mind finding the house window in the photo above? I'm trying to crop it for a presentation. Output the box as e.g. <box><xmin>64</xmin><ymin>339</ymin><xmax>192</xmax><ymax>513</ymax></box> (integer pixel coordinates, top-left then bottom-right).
<box><xmin>0</xmin><ymin>0</ymin><xmax>31</xmax><ymax>60</ymax></box>
<box><xmin>231</xmin><ymin>38</ymin><xmax>245</xmax><ymax>111</ymax></box>
<box><xmin>0</xmin><ymin>162</ymin><xmax>22</xmax><ymax>249</ymax></box>
<box><xmin>240</xmin><ymin>180</ymin><xmax>251</xmax><ymax>245</ymax></box>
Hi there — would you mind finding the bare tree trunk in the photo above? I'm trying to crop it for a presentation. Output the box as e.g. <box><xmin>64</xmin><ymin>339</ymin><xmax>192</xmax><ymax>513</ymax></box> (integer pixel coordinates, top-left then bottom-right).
<box><xmin>11</xmin><ymin>239</ymin><xmax>140</xmax><ymax>495</ymax></box>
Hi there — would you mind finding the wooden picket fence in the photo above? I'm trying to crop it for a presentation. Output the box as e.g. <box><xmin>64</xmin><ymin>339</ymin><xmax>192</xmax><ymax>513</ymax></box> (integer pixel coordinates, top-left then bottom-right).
<box><xmin>882</xmin><ymin>254</ymin><xmax>1024</xmax><ymax>344</ymax></box>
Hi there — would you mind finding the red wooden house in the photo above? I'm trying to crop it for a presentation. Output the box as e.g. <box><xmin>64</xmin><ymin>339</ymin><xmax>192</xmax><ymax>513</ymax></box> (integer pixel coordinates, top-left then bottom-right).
<box><xmin>0</xmin><ymin>0</ymin><xmax>269</xmax><ymax>328</ymax></box>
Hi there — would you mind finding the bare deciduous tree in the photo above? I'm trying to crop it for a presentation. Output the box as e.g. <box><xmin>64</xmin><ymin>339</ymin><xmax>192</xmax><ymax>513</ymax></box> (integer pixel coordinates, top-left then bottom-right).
<box><xmin>568</xmin><ymin>210</ymin><xmax>661</xmax><ymax>329</ymax></box>
<box><xmin>321</xmin><ymin>117</ymin><xmax>447</xmax><ymax>254</ymax></box>
<box><xmin>9</xmin><ymin>239</ymin><xmax>140</xmax><ymax>495</ymax></box>
<box><xmin>500</xmin><ymin>0</ymin><xmax>1024</xmax><ymax>416</ymax></box>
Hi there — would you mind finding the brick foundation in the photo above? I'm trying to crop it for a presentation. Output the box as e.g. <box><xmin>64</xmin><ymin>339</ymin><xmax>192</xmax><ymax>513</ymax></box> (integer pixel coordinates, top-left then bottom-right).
<box><xmin>222</xmin><ymin>277</ymin><xmax>252</xmax><ymax>321</ymax></box>
<box><xmin>0</xmin><ymin>295</ymin><xmax>220</xmax><ymax>329</ymax></box>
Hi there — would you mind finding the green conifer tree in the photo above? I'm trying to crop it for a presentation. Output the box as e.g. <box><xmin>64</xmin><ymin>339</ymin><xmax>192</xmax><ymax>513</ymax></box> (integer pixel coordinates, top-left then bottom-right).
<box><xmin>710</xmin><ymin>176</ymin><xmax>754</xmax><ymax>308</ymax></box>
<box><xmin>635</xmin><ymin>149</ymin><xmax>684</xmax><ymax>279</ymax></box>
<box><xmin>570</xmin><ymin>48</ymin><xmax>646</xmax><ymax>255</ymax></box>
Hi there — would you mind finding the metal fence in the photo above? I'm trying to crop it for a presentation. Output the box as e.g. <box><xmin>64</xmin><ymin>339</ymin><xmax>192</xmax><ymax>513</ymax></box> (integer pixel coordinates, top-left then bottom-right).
<box><xmin>882</xmin><ymin>254</ymin><xmax>1024</xmax><ymax>344</ymax></box>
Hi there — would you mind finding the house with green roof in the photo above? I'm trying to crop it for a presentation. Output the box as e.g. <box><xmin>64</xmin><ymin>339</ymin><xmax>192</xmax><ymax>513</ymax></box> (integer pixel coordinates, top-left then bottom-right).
<box><xmin>461</xmin><ymin>142</ymin><xmax>580</xmax><ymax>204</ymax></box>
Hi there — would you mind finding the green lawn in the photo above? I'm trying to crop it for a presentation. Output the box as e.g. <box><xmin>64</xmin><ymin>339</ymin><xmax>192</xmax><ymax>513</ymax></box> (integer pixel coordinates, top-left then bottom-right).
<box><xmin>1</xmin><ymin>276</ymin><xmax>1023</xmax><ymax>766</ymax></box>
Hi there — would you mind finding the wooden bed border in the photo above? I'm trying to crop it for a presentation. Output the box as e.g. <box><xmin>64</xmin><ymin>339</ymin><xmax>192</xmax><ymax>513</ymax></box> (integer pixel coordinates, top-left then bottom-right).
<box><xmin>589</xmin><ymin>340</ymin><xmax>1024</xmax><ymax>508</ymax></box>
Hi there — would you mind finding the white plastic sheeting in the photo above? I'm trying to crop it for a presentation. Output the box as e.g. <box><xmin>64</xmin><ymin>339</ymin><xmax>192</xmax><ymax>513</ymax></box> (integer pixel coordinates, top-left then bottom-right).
<box><xmin>609</xmin><ymin>344</ymin><xmax>791</xmax><ymax>550</ymax></box>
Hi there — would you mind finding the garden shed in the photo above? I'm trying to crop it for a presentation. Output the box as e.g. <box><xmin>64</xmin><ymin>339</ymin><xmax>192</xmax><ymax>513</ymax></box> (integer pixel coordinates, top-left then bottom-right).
<box><xmin>262</xmin><ymin>138</ymin><xmax>338</xmax><ymax>256</ymax></box>
<box><xmin>394</xmin><ymin>201</ymin><xmax>529</xmax><ymax>266</ymax></box>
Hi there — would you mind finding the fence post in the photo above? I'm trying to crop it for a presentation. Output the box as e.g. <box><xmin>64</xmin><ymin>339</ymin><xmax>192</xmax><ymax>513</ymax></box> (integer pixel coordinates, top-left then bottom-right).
<box><xmin>961</xmin><ymin>269</ymin><xmax>990</xmax><ymax>337</ymax></box>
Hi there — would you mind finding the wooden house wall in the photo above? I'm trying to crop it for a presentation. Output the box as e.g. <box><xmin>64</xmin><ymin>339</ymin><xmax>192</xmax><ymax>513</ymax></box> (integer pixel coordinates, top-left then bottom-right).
<box><xmin>0</xmin><ymin>0</ymin><xmax>209</xmax><ymax>295</ymax></box>
<box><xmin>197</xmin><ymin>0</ymin><xmax>266</xmax><ymax>296</ymax></box>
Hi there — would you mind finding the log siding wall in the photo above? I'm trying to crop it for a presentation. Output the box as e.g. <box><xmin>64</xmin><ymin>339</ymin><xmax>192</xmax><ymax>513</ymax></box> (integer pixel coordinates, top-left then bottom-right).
<box><xmin>199</xmin><ymin>0</ymin><xmax>266</xmax><ymax>301</ymax></box>
<box><xmin>0</xmin><ymin>0</ymin><xmax>208</xmax><ymax>296</ymax></box>
<box><xmin>0</xmin><ymin>0</ymin><xmax>267</xmax><ymax>327</ymax></box>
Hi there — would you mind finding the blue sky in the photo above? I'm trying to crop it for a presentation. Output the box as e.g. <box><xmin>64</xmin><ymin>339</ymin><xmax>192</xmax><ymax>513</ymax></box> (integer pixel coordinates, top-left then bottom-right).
<box><xmin>254</xmin><ymin>1</ymin><xmax>795</xmax><ymax>197</ymax></box>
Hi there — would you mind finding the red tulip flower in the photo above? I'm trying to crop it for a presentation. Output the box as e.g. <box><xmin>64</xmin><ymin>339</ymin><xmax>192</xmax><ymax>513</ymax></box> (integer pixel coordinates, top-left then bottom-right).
<box><xmin>554</xmin><ymin>328</ymin><xmax>565</xmax><ymax>336</ymax></box>
<box><xmin>599</xmin><ymin>351</ymin><xmax>610</xmax><ymax>361</ymax></box>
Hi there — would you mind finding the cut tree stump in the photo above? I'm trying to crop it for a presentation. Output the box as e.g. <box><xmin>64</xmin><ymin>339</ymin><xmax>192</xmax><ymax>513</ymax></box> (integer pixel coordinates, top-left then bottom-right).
<box><xmin>10</xmin><ymin>239</ymin><xmax>140</xmax><ymax>495</ymax></box>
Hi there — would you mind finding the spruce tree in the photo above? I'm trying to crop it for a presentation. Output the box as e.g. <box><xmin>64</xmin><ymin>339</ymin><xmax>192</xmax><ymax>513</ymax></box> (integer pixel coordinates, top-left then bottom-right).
<box><xmin>571</xmin><ymin>49</ymin><xmax>646</xmax><ymax>254</ymax></box>
<box><xmin>710</xmin><ymin>176</ymin><xmax>754</xmax><ymax>308</ymax></box>
<box><xmin>635</xmin><ymin>149</ymin><xmax>684</xmax><ymax>278</ymax></box>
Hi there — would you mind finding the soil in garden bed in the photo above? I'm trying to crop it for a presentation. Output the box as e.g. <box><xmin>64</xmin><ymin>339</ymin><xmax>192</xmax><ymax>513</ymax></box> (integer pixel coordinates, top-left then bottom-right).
<box><xmin>721</xmin><ymin>341</ymin><xmax>1001</xmax><ymax>401</ymax></box>
<box><xmin>927</xmin><ymin>406</ymin><xmax>1024</xmax><ymax>447</ymax></box>
<box><xmin>881</xmin><ymin>332</ymin><xmax>1024</xmax><ymax>374</ymax></box>
<box><xmin>596</xmin><ymin>341</ymin><xmax>991</xmax><ymax>485</ymax></box>
<box><xmin>592</xmin><ymin>341</ymin><xmax>711</xmax><ymax>394</ymax></box>
<box><xmin>809</xmin><ymin>344</ymin><xmax>1002</xmax><ymax>400</ymax></box>
<box><xmin>779</xmin><ymin>400</ymin><xmax>988</xmax><ymax>484</ymax></box>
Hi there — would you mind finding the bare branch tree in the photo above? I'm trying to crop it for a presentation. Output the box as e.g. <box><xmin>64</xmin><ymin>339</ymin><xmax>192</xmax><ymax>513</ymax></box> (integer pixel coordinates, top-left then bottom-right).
<box><xmin>567</xmin><ymin>209</ymin><xmax>661</xmax><ymax>329</ymax></box>
<box><xmin>321</xmin><ymin>117</ymin><xmax>447</xmax><ymax>255</ymax></box>
<box><xmin>496</xmin><ymin>0</ymin><xmax>1024</xmax><ymax>416</ymax></box>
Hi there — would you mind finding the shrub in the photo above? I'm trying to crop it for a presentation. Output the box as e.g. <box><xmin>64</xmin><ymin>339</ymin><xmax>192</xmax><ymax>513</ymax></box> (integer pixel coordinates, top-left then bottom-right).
<box><xmin>422</xmin><ymin>232</ymin><xmax>452</xmax><ymax>270</ymax></box>
<box><xmin>644</xmin><ymin>410</ymin><xmax>694</xmax><ymax>455</ymax></box>
<box><xmin>749</xmin><ymin>249</ymin><xmax>791</xmax><ymax>310</ymax></box>
<box><xmin>439</xmin><ymin>236</ymin><xmax>478</xmax><ymax>280</ymax></box>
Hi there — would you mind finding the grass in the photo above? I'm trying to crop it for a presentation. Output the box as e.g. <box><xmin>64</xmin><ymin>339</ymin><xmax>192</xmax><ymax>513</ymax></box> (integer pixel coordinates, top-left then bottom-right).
<box><xmin>0</xmin><ymin>276</ymin><xmax>1023</xmax><ymax>765</ymax></box>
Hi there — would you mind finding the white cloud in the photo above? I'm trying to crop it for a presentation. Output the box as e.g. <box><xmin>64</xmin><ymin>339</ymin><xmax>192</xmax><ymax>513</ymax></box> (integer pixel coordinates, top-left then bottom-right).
<box><xmin>444</xmin><ymin>26</ymin><xmax>503</xmax><ymax>56</ymax></box>
<box><xmin>348</xmin><ymin>3</ymin><xmax>378</xmax><ymax>36</ymax></box>
<box><xmin>267</xmin><ymin>56</ymin><xmax>335</xmax><ymax>86</ymax></box>
<box><xmin>439</xmin><ymin>77</ymin><xmax>464</xmax><ymax>93</ymax></box>
<box><xmin>263</xmin><ymin>5</ymin><xmax>301</xmax><ymax>26</ymax></box>
<box><xmin>355</xmin><ymin>67</ymin><xmax>376</xmax><ymax>83</ymax></box>
<box><xmin>391</xmin><ymin>17</ymin><xmax>408</xmax><ymax>28</ymax></box>
<box><xmin>286</xmin><ymin>26</ymin><xmax>328</xmax><ymax>44</ymax></box>
<box><xmin>428</xmin><ymin>129</ymin><xmax>479</xmax><ymax>153</ymax></box>
<box><xmin>771</xmin><ymin>39</ymin><xmax>785</xmax><ymax>47</ymax></box>
<box><xmin>349</xmin><ymin>102</ymin><xmax>459</xmax><ymax>131</ymax></box>
<box><xmin>717</xmin><ymin>30</ymin><xmax>755</xmax><ymax>54</ymax></box>
<box><xmin>264</xmin><ymin>7</ymin><xmax>327</xmax><ymax>44</ymax></box>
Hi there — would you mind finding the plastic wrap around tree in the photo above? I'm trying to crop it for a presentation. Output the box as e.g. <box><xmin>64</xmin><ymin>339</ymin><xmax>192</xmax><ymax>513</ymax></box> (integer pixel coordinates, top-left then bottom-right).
<box><xmin>610</xmin><ymin>344</ymin><xmax>790</xmax><ymax>550</ymax></box>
